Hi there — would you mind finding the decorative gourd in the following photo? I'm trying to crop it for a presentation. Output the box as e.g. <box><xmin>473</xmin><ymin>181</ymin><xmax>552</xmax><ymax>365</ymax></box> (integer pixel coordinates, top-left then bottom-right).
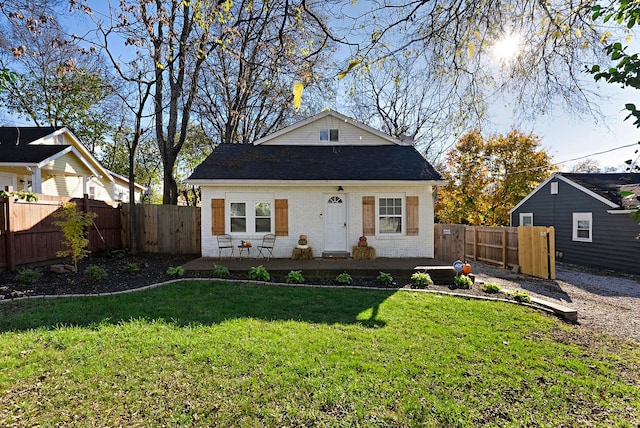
<box><xmin>462</xmin><ymin>262</ymin><xmax>472</xmax><ymax>275</ymax></box>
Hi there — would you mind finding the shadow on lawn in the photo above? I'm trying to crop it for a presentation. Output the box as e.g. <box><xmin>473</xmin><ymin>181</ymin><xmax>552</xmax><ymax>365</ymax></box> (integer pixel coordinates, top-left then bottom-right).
<box><xmin>0</xmin><ymin>280</ymin><xmax>398</xmax><ymax>332</ymax></box>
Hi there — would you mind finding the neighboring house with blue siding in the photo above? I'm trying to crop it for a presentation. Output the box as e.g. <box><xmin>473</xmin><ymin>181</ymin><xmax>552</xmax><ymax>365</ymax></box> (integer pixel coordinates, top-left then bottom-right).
<box><xmin>510</xmin><ymin>172</ymin><xmax>640</xmax><ymax>274</ymax></box>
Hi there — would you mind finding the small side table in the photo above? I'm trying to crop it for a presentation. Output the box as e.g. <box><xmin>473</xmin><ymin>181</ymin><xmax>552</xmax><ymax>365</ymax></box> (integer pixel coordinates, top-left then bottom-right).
<box><xmin>238</xmin><ymin>246</ymin><xmax>251</xmax><ymax>258</ymax></box>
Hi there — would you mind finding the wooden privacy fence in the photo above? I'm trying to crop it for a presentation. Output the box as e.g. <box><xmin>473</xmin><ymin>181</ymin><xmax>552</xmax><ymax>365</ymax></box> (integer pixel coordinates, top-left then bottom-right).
<box><xmin>465</xmin><ymin>226</ymin><xmax>519</xmax><ymax>269</ymax></box>
<box><xmin>434</xmin><ymin>224</ymin><xmax>555</xmax><ymax>279</ymax></box>
<box><xmin>1</xmin><ymin>194</ymin><xmax>122</xmax><ymax>271</ymax></box>
<box><xmin>121</xmin><ymin>203</ymin><xmax>201</xmax><ymax>254</ymax></box>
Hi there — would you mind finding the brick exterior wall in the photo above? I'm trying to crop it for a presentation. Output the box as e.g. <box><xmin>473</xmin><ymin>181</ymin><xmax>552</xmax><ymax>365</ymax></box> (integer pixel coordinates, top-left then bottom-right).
<box><xmin>201</xmin><ymin>183</ymin><xmax>436</xmax><ymax>259</ymax></box>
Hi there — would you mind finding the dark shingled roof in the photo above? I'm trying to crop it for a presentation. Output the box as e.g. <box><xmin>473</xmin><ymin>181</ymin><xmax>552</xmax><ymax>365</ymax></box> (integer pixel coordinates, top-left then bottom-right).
<box><xmin>189</xmin><ymin>144</ymin><xmax>443</xmax><ymax>181</ymax></box>
<box><xmin>0</xmin><ymin>126</ymin><xmax>61</xmax><ymax>146</ymax></box>
<box><xmin>0</xmin><ymin>144</ymin><xmax>70</xmax><ymax>164</ymax></box>
<box><xmin>560</xmin><ymin>172</ymin><xmax>640</xmax><ymax>209</ymax></box>
<box><xmin>0</xmin><ymin>127</ymin><xmax>69</xmax><ymax>164</ymax></box>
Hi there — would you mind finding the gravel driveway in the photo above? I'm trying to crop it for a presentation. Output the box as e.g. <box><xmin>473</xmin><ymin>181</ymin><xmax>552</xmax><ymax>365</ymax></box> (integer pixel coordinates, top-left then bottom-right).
<box><xmin>471</xmin><ymin>262</ymin><xmax>640</xmax><ymax>344</ymax></box>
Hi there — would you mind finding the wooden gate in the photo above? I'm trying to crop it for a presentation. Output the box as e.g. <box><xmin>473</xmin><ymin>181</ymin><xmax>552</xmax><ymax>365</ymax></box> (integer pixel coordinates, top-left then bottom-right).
<box><xmin>434</xmin><ymin>224</ymin><xmax>465</xmax><ymax>262</ymax></box>
<box><xmin>518</xmin><ymin>226</ymin><xmax>555</xmax><ymax>279</ymax></box>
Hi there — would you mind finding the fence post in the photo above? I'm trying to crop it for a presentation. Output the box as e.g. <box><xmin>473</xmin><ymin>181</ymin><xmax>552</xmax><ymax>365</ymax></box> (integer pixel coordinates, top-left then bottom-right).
<box><xmin>502</xmin><ymin>228</ymin><xmax>507</xmax><ymax>268</ymax></box>
<box><xmin>4</xmin><ymin>186</ymin><xmax>16</xmax><ymax>271</ymax></box>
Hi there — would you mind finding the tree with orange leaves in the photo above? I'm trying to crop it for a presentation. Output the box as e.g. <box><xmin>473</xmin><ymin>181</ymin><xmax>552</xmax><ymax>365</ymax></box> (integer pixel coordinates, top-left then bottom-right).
<box><xmin>436</xmin><ymin>129</ymin><xmax>555</xmax><ymax>226</ymax></box>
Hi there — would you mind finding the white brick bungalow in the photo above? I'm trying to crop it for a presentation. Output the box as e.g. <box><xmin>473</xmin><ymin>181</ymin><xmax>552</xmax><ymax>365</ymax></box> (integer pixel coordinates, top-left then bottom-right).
<box><xmin>187</xmin><ymin>110</ymin><xmax>445</xmax><ymax>259</ymax></box>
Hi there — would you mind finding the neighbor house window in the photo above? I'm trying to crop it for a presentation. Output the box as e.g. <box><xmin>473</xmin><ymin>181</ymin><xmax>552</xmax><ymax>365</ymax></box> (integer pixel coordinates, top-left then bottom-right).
<box><xmin>550</xmin><ymin>182</ymin><xmax>558</xmax><ymax>194</ymax></box>
<box><xmin>88</xmin><ymin>185</ymin><xmax>96</xmax><ymax>199</ymax></box>
<box><xmin>572</xmin><ymin>212</ymin><xmax>592</xmax><ymax>242</ymax></box>
<box><xmin>378</xmin><ymin>197</ymin><xmax>402</xmax><ymax>234</ymax></box>
<box><xmin>320</xmin><ymin>129</ymin><xmax>339</xmax><ymax>142</ymax></box>
<box><xmin>519</xmin><ymin>213</ymin><xmax>533</xmax><ymax>226</ymax></box>
<box><xmin>228</xmin><ymin>198</ymin><xmax>273</xmax><ymax>234</ymax></box>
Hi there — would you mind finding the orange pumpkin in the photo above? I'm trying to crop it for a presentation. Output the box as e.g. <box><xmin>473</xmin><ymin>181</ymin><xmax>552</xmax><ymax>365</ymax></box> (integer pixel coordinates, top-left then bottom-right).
<box><xmin>462</xmin><ymin>263</ymin><xmax>472</xmax><ymax>275</ymax></box>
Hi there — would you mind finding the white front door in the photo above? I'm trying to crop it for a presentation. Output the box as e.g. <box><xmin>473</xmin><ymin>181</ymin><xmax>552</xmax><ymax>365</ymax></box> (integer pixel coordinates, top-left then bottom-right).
<box><xmin>324</xmin><ymin>195</ymin><xmax>347</xmax><ymax>251</ymax></box>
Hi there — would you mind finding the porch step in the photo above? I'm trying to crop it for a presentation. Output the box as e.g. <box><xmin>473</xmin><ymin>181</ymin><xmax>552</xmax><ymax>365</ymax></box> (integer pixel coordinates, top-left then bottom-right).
<box><xmin>322</xmin><ymin>251</ymin><xmax>350</xmax><ymax>259</ymax></box>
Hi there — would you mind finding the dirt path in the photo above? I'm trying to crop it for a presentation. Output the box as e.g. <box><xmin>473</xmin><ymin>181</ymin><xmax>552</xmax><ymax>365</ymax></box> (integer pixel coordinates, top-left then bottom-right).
<box><xmin>471</xmin><ymin>262</ymin><xmax>640</xmax><ymax>344</ymax></box>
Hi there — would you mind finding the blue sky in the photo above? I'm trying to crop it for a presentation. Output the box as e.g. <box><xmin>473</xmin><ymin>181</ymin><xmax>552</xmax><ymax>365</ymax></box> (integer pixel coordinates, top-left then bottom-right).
<box><xmin>4</xmin><ymin>2</ymin><xmax>639</xmax><ymax>171</ymax></box>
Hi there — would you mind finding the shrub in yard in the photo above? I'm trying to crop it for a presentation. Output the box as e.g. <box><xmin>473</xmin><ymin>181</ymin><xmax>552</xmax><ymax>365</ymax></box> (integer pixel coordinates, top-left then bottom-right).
<box><xmin>16</xmin><ymin>268</ymin><xmax>43</xmax><ymax>284</ymax></box>
<box><xmin>335</xmin><ymin>271</ymin><xmax>352</xmax><ymax>285</ymax></box>
<box><xmin>53</xmin><ymin>202</ymin><xmax>97</xmax><ymax>272</ymax></box>
<box><xmin>504</xmin><ymin>290</ymin><xmax>532</xmax><ymax>303</ymax></box>
<box><xmin>166</xmin><ymin>266</ymin><xmax>185</xmax><ymax>277</ymax></box>
<box><xmin>376</xmin><ymin>271</ymin><xmax>394</xmax><ymax>286</ymax></box>
<box><xmin>85</xmin><ymin>265</ymin><xmax>108</xmax><ymax>282</ymax></box>
<box><xmin>285</xmin><ymin>270</ymin><xmax>305</xmax><ymax>284</ymax></box>
<box><xmin>411</xmin><ymin>271</ymin><xmax>433</xmax><ymax>286</ymax></box>
<box><xmin>452</xmin><ymin>274</ymin><xmax>473</xmax><ymax>289</ymax></box>
<box><xmin>211</xmin><ymin>265</ymin><xmax>230</xmax><ymax>278</ymax></box>
<box><xmin>248</xmin><ymin>265</ymin><xmax>270</xmax><ymax>281</ymax></box>
<box><xmin>481</xmin><ymin>282</ymin><xmax>502</xmax><ymax>294</ymax></box>
<box><xmin>123</xmin><ymin>262</ymin><xmax>140</xmax><ymax>273</ymax></box>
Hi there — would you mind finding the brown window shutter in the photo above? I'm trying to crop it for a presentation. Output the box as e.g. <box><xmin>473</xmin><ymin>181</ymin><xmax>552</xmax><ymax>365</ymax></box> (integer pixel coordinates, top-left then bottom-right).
<box><xmin>406</xmin><ymin>196</ymin><xmax>419</xmax><ymax>236</ymax></box>
<box><xmin>275</xmin><ymin>199</ymin><xmax>288</xmax><ymax>236</ymax></box>
<box><xmin>362</xmin><ymin>196</ymin><xmax>375</xmax><ymax>236</ymax></box>
<box><xmin>211</xmin><ymin>198</ymin><xmax>225</xmax><ymax>235</ymax></box>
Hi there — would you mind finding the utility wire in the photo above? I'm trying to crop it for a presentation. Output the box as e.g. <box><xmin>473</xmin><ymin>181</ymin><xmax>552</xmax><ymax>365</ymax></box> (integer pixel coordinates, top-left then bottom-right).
<box><xmin>506</xmin><ymin>141</ymin><xmax>640</xmax><ymax>175</ymax></box>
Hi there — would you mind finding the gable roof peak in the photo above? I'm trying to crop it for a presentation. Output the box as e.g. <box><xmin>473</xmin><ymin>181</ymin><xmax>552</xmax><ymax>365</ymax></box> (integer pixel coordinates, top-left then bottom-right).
<box><xmin>252</xmin><ymin>110</ymin><xmax>405</xmax><ymax>146</ymax></box>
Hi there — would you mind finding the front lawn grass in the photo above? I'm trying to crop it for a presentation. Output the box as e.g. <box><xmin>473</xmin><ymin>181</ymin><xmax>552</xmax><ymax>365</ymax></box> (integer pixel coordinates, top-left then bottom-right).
<box><xmin>1</xmin><ymin>281</ymin><xmax>639</xmax><ymax>426</ymax></box>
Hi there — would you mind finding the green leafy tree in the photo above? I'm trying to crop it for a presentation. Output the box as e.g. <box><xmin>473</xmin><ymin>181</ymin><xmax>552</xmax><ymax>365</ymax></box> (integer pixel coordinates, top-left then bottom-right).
<box><xmin>589</xmin><ymin>1</ymin><xmax>640</xmax><ymax>170</ymax></box>
<box><xmin>588</xmin><ymin>1</ymin><xmax>640</xmax><ymax>231</ymax></box>
<box><xmin>436</xmin><ymin>129</ymin><xmax>555</xmax><ymax>226</ymax></box>
<box><xmin>0</xmin><ymin>4</ymin><xmax>115</xmax><ymax>151</ymax></box>
<box><xmin>53</xmin><ymin>202</ymin><xmax>97</xmax><ymax>272</ymax></box>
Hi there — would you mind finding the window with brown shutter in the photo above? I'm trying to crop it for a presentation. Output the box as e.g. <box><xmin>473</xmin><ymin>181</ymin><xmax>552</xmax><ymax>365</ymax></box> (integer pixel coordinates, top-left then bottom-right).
<box><xmin>406</xmin><ymin>196</ymin><xmax>419</xmax><ymax>236</ymax></box>
<box><xmin>362</xmin><ymin>196</ymin><xmax>375</xmax><ymax>235</ymax></box>
<box><xmin>275</xmin><ymin>199</ymin><xmax>288</xmax><ymax>236</ymax></box>
<box><xmin>211</xmin><ymin>198</ymin><xmax>225</xmax><ymax>235</ymax></box>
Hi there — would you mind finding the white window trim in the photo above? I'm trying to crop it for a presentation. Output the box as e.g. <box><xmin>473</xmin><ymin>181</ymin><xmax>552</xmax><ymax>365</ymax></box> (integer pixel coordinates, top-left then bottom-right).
<box><xmin>519</xmin><ymin>212</ymin><xmax>533</xmax><ymax>226</ymax></box>
<box><xmin>550</xmin><ymin>181</ymin><xmax>558</xmax><ymax>195</ymax></box>
<box><xmin>226</xmin><ymin>193</ymin><xmax>274</xmax><ymax>235</ymax></box>
<box><xmin>572</xmin><ymin>212</ymin><xmax>592</xmax><ymax>243</ymax></box>
<box><xmin>319</xmin><ymin>128</ymin><xmax>339</xmax><ymax>142</ymax></box>
<box><xmin>376</xmin><ymin>195</ymin><xmax>405</xmax><ymax>236</ymax></box>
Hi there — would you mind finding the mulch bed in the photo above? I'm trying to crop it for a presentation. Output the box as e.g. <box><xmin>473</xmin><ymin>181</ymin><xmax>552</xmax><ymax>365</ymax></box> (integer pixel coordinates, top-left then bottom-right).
<box><xmin>1</xmin><ymin>252</ymin><xmax>499</xmax><ymax>301</ymax></box>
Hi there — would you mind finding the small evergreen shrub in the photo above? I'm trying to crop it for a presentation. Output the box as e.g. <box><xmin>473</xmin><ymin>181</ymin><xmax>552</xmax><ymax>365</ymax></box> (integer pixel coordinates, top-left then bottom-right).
<box><xmin>453</xmin><ymin>274</ymin><xmax>473</xmax><ymax>289</ymax></box>
<box><xmin>16</xmin><ymin>268</ymin><xmax>43</xmax><ymax>284</ymax></box>
<box><xmin>285</xmin><ymin>270</ymin><xmax>305</xmax><ymax>284</ymax></box>
<box><xmin>211</xmin><ymin>265</ymin><xmax>230</xmax><ymax>278</ymax></box>
<box><xmin>248</xmin><ymin>265</ymin><xmax>270</xmax><ymax>281</ymax></box>
<box><xmin>481</xmin><ymin>282</ymin><xmax>502</xmax><ymax>294</ymax></box>
<box><xmin>85</xmin><ymin>265</ymin><xmax>108</xmax><ymax>282</ymax></box>
<box><xmin>376</xmin><ymin>271</ymin><xmax>394</xmax><ymax>286</ymax></box>
<box><xmin>123</xmin><ymin>262</ymin><xmax>140</xmax><ymax>273</ymax></box>
<box><xmin>166</xmin><ymin>266</ymin><xmax>185</xmax><ymax>277</ymax></box>
<box><xmin>335</xmin><ymin>271</ymin><xmax>352</xmax><ymax>285</ymax></box>
<box><xmin>504</xmin><ymin>290</ymin><xmax>532</xmax><ymax>303</ymax></box>
<box><xmin>411</xmin><ymin>271</ymin><xmax>433</xmax><ymax>286</ymax></box>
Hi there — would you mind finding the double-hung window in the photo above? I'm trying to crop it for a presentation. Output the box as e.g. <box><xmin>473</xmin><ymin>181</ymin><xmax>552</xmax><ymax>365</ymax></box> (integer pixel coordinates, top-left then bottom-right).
<box><xmin>572</xmin><ymin>212</ymin><xmax>592</xmax><ymax>242</ymax></box>
<box><xmin>378</xmin><ymin>197</ymin><xmax>403</xmax><ymax>234</ymax></box>
<box><xmin>519</xmin><ymin>213</ymin><xmax>533</xmax><ymax>226</ymax></box>
<box><xmin>320</xmin><ymin>129</ymin><xmax>339</xmax><ymax>142</ymax></box>
<box><xmin>229</xmin><ymin>197</ymin><xmax>273</xmax><ymax>234</ymax></box>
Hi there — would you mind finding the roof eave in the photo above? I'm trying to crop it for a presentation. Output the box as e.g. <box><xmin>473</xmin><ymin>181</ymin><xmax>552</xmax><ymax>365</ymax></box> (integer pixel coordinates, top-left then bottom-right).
<box><xmin>186</xmin><ymin>178</ymin><xmax>445</xmax><ymax>187</ymax></box>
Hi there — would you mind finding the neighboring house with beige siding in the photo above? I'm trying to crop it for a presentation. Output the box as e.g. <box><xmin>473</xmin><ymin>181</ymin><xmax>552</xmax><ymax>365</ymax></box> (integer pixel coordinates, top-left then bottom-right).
<box><xmin>188</xmin><ymin>110</ymin><xmax>445</xmax><ymax>259</ymax></box>
<box><xmin>0</xmin><ymin>126</ymin><xmax>145</xmax><ymax>202</ymax></box>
